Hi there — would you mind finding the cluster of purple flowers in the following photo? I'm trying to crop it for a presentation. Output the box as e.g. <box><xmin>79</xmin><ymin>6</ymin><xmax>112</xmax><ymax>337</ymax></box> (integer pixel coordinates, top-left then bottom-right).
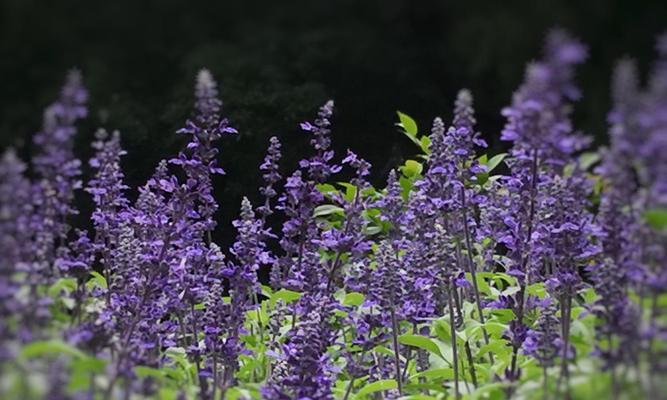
<box><xmin>0</xmin><ymin>28</ymin><xmax>666</xmax><ymax>400</ymax></box>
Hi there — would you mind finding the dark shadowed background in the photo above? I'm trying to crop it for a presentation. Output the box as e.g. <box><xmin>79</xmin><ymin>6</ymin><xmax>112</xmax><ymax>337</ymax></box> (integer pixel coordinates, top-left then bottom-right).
<box><xmin>1</xmin><ymin>0</ymin><xmax>666</xmax><ymax>247</ymax></box>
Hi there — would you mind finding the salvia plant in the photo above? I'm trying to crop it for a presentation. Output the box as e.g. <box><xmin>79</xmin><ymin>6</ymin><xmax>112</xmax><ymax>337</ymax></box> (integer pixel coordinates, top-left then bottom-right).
<box><xmin>0</xmin><ymin>29</ymin><xmax>666</xmax><ymax>400</ymax></box>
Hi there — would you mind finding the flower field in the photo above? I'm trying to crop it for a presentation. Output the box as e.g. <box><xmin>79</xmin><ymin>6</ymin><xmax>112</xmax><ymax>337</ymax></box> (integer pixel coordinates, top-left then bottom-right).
<box><xmin>0</xmin><ymin>29</ymin><xmax>666</xmax><ymax>399</ymax></box>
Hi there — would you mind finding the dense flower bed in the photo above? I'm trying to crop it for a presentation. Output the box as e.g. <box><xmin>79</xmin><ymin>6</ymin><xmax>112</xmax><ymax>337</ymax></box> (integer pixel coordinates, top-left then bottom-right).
<box><xmin>0</xmin><ymin>29</ymin><xmax>666</xmax><ymax>399</ymax></box>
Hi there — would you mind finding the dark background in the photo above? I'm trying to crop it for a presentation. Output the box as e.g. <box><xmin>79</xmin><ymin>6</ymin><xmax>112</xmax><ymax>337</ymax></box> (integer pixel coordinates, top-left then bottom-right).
<box><xmin>1</xmin><ymin>0</ymin><xmax>666</xmax><ymax>246</ymax></box>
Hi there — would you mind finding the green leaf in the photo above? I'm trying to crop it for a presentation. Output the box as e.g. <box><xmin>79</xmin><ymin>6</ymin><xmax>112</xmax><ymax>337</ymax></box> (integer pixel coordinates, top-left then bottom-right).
<box><xmin>363</xmin><ymin>225</ymin><xmax>382</xmax><ymax>236</ymax></box>
<box><xmin>398</xmin><ymin>334</ymin><xmax>443</xmax><ymax>359</ymax></box>
<box><xmin>343</xmin><ymin>292</ymin><xmax>365</xmax><ymax>307</ymax></box>
<box><xmin>434</xmin><ymin>319</ymin><xmax>451</xmax><ymax>343</ymax></box>
<box><xmin>486</xmin><ymin>153</ymin><xmax>507</xmax><ymax>172</ymax></box>
<box><xmin>47</xmin><ymin>278</ymin><xmax>77</xmax><ymax>298</ymax></box>
<box><xmin>261</xmin><ymin>284</ymin><xmax>274</xmax><ymax>298</ymax></box>
<box><xmin>399</xmin><ymin>176</ymin><xmax>414</xmax><ymax>198</ymax></box>
<box><xmin>89</xmin><ymin>271</ymin><xmax>108</xmax><ymax>289</ymax></box>
<box><xmin>355</xmin><ymin>379</ymin><xmax>398</xmax><ymax>398</ymax></box>
<box><xmin>410</xmin><ymin>368</ymin><xmax>454</xmax><ymax>380</ymax></box>
<box><xmin>313</xmin><ymin>204</ymin><xmax>345</xmax><ymax>218</ymax></box>
<box><xmin>396</xmin><ymin>111</ymin><xmax>418</xmax><ymax>136</ymax></box>
<box><xmin>644</xmin><ymin>208</ymin><xmax>667</xmax><ymax>230</ymax></box>
<box><xmin>401</xmin><ymin>395</ymin><xmax>438</xmax><ymax>400</ymax></box>
<box><xmin>420</xmin><ymin>136</ymin><xmax>432</xmax><ymax>155</ymax></box>
<box><xmin>135</xmin><ymin>366</ymin><xmax>164</xmax><ymax>379</ymax></box>
<box><xmin>270</xmin><ymin>289</ymin><xmax>302</xmax><ymax>307</ymax></box>
<box><xmin>579</xmin><ymin>152</ymin><xmax>600</xmax><ymax>170</ymax></box>
<box><xmin>337</xmin><ymin>182</ymin><xmax>358</xmax><ymax>202</ymax></box>
<box><xmin>21</xmin><ymin>340</ymin><xmax>87</xmax><ymax>359</ymax></box>
<box><xmin>401</xmin><ymin>160</ymin><xmax>423</xmax><ymax>178</ymax></box>
<box><xmin>316</xmin><ymin>183</ymin><xmax>337</xmax><ymax>195</ymax></box>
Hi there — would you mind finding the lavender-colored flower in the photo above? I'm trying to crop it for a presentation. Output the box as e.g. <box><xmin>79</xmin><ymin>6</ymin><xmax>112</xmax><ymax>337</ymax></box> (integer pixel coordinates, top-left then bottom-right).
<box><xmin>274</xmin><ymin>170</ymin><xmax>324</xmax><ymax>291</ymax></box>
<box><xmin>263</xmin><ymin>293</ymin><xmax>336</xmax><ymax>400</ymax></box>
<box><xmin>0</xmin><ymin>149</ymin><xmax>32</xmax><ymax>358</ymax></box>
<box><xmin>29</xmin><ymin>70</ymin><xmax>88</xmax><ymax>281</ymax></box>
<box><xmin>523</xmin><ymin>298</ymin><xmax>560</xmax><ymax>367</ymax></box>
<box><xmin>322</xmin><ymin>150</ymin><xmax>373</xmax><ymax>290</ymax></box>
<box><xmin>299</xmin><ymin>100</ymin><xmax>341</xmax><ymax>183</ymax></box>
<box><xmin>213</xmin><ymin>197</ymin><xmax>273</xmax><ymax>372</ymax></box>
<box><xmin>171</xmin><ymin>69</ymin><xmax>237</xmax><ymax>236</ymax></box>
<box><xmin>487</xmin><ymin>30</ymin><xmax>591</xmax><ymax>382</ymax></box>
<box><xmin>86</xmin><ymin>130</ymin><xmax>130</xmax><ymax>286</ymax></box>
<box><xmin>257</xmin><ymin>136</ymin><xmax>282</xmax><ymax>219</ymax></box>
<box><xmin>273</xmin><ymin>101</ymin><xmax>340</xmax><ymax>291</ymax></box>
<box><xmin>495</xmin><ymin>30</ymin><xmax>589</xmax><ymax>282</ymax></box>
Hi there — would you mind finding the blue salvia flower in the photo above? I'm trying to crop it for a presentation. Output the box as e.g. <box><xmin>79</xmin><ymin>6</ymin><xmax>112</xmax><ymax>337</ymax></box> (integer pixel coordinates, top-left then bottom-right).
<box><xmin>491</xmin><ymin>29</ymin><xmax>588</xmax><ymax>382</ymax></box>
<box><xmin>263</xmin><ymin>293</ymin><xmax>336</xmax><ymax>400</ymax></box>
<box><xmin>213</xmin><ymin>197</ymin><xmax>272</xmax><ymax>377</ymax></box>
<box><xmin>17</xmin><ymin>71</ymin><xmax>88</xmax><ymax>343</ymax></box>
<box><xmin>29</xmin><ymin>70</ymin><xmax>88</xmax><ymax>280</ymax></box>
<box><xmin>323</xmin><ymin>150</ymin><xmax>373</xmax><ymax>290</ymax></box>
<box><xmin>171</xmin><ymin>69</ymin><xmax>237</xmax><ymax>237</ymax></box>
<box><xmin>274</xmin><ymin>100</ymin><xmax>338</xmax><ymax>291</ymax></box>
<box><xmin>523</xmin><ymin>298</ymin><xmax>561</xmax><ymax>367</ymax></box>
<box><xmin>258</xmin><ymin>136</ymin><xmax>282</xmax><ymax>220</ymax></box>
<box><xmin>0</xmin><ymin>149</ymin><xmax>32</xmax><ymax>358</ymax></box>
<box><xmin>632</xmin><ymin>33</ymin><xmax>667</xmax><ymax>373</ymax></box>
<box><xmin>299</xmin><ymin>100</ymin><xmax>340</xmax><ymax>183</ymax></box>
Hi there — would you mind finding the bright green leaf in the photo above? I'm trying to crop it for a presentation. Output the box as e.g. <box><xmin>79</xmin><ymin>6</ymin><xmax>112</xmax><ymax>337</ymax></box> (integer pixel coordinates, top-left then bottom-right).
<box><xmin>401</xmin><ymin>159</ymin><xmax>423</xmax><ymax>178</ymax></box>
<box><xmin>396</xmin><ymin>111</ymin><xmax>418</xmax><ymax>136</ymax></box>
<box><xmin>355</xmin><ymin>379</ymin><xmax>398</xmax><ymax>398</ymax></box>
<box><xmin>270</xmin><ymin>289</ymin><xmax>302</xmax><ymax>307</ymax></box>
<box><xmin>21</xmin><ymin>340</ymin><xmax>87</xmax><ymax>359</ymax></box>
<box><xmin>313</xmin><ymin>204</ymin><xmax>345</xmax><ymax>218</ymax></box>
<box><xmin>486</xmin><ymin>153</ymin><xmax>507</xmax><ymax>172</ymax></box>
<box><xmin>398</xmin><ymin>334</ymin><xmax>443</xmax><ymax>359</ymax></box>
<box><xmin>47</xmin><ymin>278</ymin><xmax>77</xmax><ymax>298</ymax></box>
<box><xmin>343</xmin><ymin>292</ymin><xmax>365</xmax><ymax>307</ymax></box>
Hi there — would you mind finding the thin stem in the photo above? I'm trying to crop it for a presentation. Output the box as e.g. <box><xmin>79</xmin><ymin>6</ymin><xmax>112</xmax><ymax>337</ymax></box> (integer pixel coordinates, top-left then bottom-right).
<box><xmin>189</xmin><ymin>302</ymin><xmax>211</xmax><ymax>399</ymax></box>
<box><xmin>556</xmin><ymin>295</ymin><xmax>572</xmax><ymax>400</ymax></box>
<box><xmin>542</xmin><ymin>367</ymin><xmax>548</xmax><ymax>400</ymax></box>
<box><xmin>451</xmin><ymin>285</ymin><xmax>478</xmax><ymax>387</ymax></box>
<box><xmin>342</xmin><ymin>378</ymin><xmax>355</xmax><ymax>400</ymax></box>
<box><xmin>448</xmin><ymin>284</ymin><xmax>461</xmax><ymax>400</ymax></box>
<box><xmin>460</xmin><ymin>186</ymin><xmax>494</xmax><ymax>365</ymax></box>
<box><xmin>509</xmin><ymin>148</ymin><xmax>539</xmax><ymax>382</ymax></box>
<box><xmin>389</xmin><ymin>307</ymin><xmax>403</xmax><ymax>395</ymax></box>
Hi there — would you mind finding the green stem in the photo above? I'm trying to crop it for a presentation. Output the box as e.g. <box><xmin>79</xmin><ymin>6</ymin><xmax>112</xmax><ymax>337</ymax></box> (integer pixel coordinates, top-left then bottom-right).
<box><xmin>448</xmin><ymin>284</ymin><xmax>461</xmax><ymax>400</ymax></box>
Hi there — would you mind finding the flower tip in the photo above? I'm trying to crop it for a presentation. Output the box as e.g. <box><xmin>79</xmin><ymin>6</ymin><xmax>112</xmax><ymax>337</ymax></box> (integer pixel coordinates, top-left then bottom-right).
<box><xmin>197</xmin><ymin>68</ymin><xmax>216</xmax><ymax>90</ymax></box>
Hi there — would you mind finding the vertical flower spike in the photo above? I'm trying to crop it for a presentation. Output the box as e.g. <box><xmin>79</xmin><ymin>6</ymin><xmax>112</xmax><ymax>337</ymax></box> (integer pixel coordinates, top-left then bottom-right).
<box><xmin>0</xmin><ymin>149</ymin><xmax>32</xmax><ymax>273</ymax></box>
<box><xmin>299</xmin><ymin>100</ymin><xmax>340</xmax><ymax>183</ymax></box>
<box><xmin>633</xmin><ymin>34</ymin><xmax>667</xmax><ymax>385</ymax></box>
<box><xmin>33</xmin><ymin>69</ymin><xmax>88</xmax><ymax>181</ymax></box>
<box><xmin>523</xmin><ymin>298</ymin><xmax>561</xmax><ymax>367</ymax></box>
<box><xmin>87</xmin><ymin>130</ymin><xmax>129</xmax><ymax>254</ymax></box>
<box><xmin>0</xmin><ymin>149</ymin><xmax>32</xmax><ymax>358</ymax></box>
<box><xmin>323</xmin><ymin>150</ymin><xmax>373</xmax><ymax>290</ymax></box>
<box><xmin>494</xmin><ymin>30</ymin><xmax>590</xmax><ymax>385</ymax></box>
<box><xmin>638</xmin><ymin>34</ymin><xmax>667</xmax><ymax>206</ymax></box>
<box><xmin>274</xmin><ymin>101</ymin><xmax>341</xmax><ymax>292</ymax></box>
<box><xmin>228</xmin><ymin>197</ymin><xmax>270</xmax><ymax>317</ymax></box>
<box><xmin>30</xmin><ymin>70</ymin><xmax>88</xmax><ymax>276</ymax></box>
<box><xmin>498</xmin><ymin>29</ymin><xmax>588</xmax><ymax>280</ymax></box>
<box><xmin>14</xmin><ymin>71</ymin><xmax>88</xmax><ymax>344</ymax></box>
<box><xmin>257</xmin><ymin>136</ymin><xmax>282</xmax><ymax>219</ymax></box>
<box><xmin>262</xmin><ymin>293</ymin><xmax>336</xmax><ymax>400</ymax></box>
<box><xmin>172</xmin><ymin>68</ymin><xmax>237</xmax><ymax>235</ymax></box>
